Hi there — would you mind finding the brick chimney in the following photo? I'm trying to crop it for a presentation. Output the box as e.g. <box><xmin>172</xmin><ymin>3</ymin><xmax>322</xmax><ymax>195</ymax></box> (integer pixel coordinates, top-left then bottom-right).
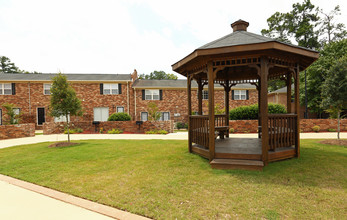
<box><xmin>131</xmin><ymin>69</ymin><xmax>138</xmax><ymax>81</ymax></box>
<box><xmin>231</xmin><ymin>19</ymin><xmax>249</xmax><ymax>32</ymax></box>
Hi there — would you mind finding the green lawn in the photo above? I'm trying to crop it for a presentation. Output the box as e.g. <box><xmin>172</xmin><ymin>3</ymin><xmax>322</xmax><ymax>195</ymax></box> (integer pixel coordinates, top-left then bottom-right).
<box><xmin>0</xmin><ymin>139</ymin><xmax>346</xmax><ymax>219</ymax></box>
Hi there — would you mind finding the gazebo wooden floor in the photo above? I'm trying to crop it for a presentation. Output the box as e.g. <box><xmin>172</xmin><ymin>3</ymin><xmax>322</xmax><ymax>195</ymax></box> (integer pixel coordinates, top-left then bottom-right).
<box><xmin>192</xmin><ymin>138</ymin><xmax>296</xmax><ymax>170</ymax></box>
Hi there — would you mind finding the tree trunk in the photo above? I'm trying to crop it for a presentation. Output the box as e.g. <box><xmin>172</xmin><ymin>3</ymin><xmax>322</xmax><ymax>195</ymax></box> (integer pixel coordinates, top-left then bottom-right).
<box><xmin>337</xmin><ymin>111</ymin><xmax>340</xmax><ymax>140</ymax></box>
<box><xmin>66</xmin><ymin>114</ymin><xmax>70</xmax><ymax>143</ymax></box>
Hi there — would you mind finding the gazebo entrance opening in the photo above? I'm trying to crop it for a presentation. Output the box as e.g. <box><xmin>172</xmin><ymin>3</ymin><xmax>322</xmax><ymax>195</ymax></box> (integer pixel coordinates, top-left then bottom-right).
<box><xmin>172</xmin><ymin>20</ymin><xmax>318</xmax><ymax>170</ymax></box>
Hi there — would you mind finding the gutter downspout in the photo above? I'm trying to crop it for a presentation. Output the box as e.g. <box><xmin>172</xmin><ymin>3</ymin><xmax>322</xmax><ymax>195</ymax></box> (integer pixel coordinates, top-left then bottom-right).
<box><xmin>134</xmin><ymin>89</ymin><xmax>137</xmax><ymax>120</ymax></box>
<box><xmin>28</xmin><ymin>82</ymin><xmax>31</xmax><ymax>116</ymax></box>
<box><xmin>127</xmin><ymin>81</ymin><xmax>130</xmax><ymax>114</ymax></box>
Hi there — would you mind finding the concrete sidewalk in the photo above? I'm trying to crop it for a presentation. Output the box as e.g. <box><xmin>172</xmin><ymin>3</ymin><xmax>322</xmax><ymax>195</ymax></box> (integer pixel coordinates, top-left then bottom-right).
<box><xmin>0</xmin><ymin>174</ymin><xmax>149</xmax><ymax>220</ymax></box>
<box><xmin>1</xmin><ymin>132</ymin><xmax>346</xmax><ymax>149</ymax></box>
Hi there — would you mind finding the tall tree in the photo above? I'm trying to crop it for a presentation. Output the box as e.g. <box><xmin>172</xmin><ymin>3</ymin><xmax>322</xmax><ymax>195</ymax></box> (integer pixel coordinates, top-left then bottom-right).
<box><xmin>139</xmin><ymin>70</ymin><xmax>178</xmax><ymax>80</ymax></box>
<box><xmin>299</xmin><ymin>39</ymin><xmax>347</xmax><ymax>115</ymax></box>
<box><xmin>50</xmin><ymin>73</ymin><xmax>83</xmax><ymax>143</ymax></box>
<box><xmin>0</xmin><ymin>56</ymin><xmax>20</xmax><ymax>73</ymax></box>
<box><xmin>321</xmin><ymin>56</ymin><xmax>347</xmax><ymax>139</ymax></box>
<box><xmin>262</xmin><ymin>0</ymin><xmax>320</xmax><ymax>49</ymax></box>
<box><xmin>318</xmin><ymin>5</ymin><xmax>347</xmax><ymax>45</ymax></box>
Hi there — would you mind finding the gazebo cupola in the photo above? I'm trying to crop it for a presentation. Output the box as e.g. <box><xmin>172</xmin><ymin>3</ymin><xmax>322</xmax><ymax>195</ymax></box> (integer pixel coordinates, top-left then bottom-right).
<box><xmin>172</xmin><ymin>20</ymin><xmax>319</xmax><ymax>170</ymax></box>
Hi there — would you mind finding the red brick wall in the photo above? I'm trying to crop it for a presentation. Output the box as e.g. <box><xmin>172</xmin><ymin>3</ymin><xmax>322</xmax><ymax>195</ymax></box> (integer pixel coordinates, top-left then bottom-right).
<box><xmin>0</xmin><ymin>81</ymin><xmax>131</xmax><ymax>129</ymax></box>
<box><xmin>134</xmin><ymin>88</ymin><xmax>258</xmax><ymax>123</ymax></box>
<box><xmin>0</xmin><ymin>123</ymin><xmax>35</xmax><ymax>140</ymax></box>
<box><xmin>228</xmin><ymin>119</ymin><xmax>347</xmax><ymax>133</ymax></box>
<box><xmin>300</xmin><ymin>119</ymin><xmax>347</xmax><ymax>132</ymax></box>
<box><xmin>43</xmin><ymin>120</ymin><xmax>174</xmax><ymax>134</ymax></box>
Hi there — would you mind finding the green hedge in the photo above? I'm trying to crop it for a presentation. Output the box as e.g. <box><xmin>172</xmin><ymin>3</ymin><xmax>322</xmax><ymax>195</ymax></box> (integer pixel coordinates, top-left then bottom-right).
<box><xmin>108</xmin><ymin>112</ymin><xmax>131</xmax><ymax>121</ymax></box>
<box><xmin>229</xmin><ymin>103</ymin><xmax>287</xmax><ymax>120</ymax></box>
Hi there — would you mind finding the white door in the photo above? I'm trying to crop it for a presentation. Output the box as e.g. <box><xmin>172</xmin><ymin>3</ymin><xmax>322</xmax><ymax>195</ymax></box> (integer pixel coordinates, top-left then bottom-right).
<box><xmin>93</xmin><ymin>107</ymin><xmax>109</xmax><ymax>121</ymax></box>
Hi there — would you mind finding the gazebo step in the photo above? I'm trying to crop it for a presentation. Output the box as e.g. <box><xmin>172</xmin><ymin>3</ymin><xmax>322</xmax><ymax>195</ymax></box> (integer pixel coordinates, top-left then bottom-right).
<box><xmin>210</xmin><ymin>159</ymin><xmax>264</xmax><ymax>171</ymax></box>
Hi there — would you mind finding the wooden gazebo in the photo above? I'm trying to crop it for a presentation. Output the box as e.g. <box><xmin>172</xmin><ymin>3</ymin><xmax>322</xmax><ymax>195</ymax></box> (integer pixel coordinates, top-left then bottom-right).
<box><xmin>172</xmin><ymin>20</ymin><xmax>319</xmax><ymax>170</ymax></box>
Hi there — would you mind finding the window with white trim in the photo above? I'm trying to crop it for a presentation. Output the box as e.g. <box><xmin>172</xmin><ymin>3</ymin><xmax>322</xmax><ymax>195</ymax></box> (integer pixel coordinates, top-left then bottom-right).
<box><xmin>234</xmin><ymin>90</ymin><xmax>247</xmax><ymax>100</ymax></box>
<box><xmin>161</xmin><ymin>112</ymin><xmax>170</xmax><ymax>121</ymax></box>
<box><xmin>44</xmin><ymin>84</ymin><xmax>51</xmax><ymax>95</ymax></box>
<box><xmin>103</xmin><ymin>83</ymin><xmax>119</xmax><ymax>95</ymax></box>
<box><xmin>0</xmin><ymin>83</ymin><xmax>12</xmax><ymax>95</ymax></box>
<box><xmin>54</xmin><ymin>114</ymin><xmax>70</xmax><ymax>122</ymax></box>
<box><xmin>145</xmin><ymin>89</ymin><xmax>159</xmax><ymax>100</ymax></box>
<box><xmin>202</xmin><ymin>90</ymin><xmax>208</xmax><ymax>100</ymax></box>
<box><xmin>13</xmin><ymin>108</ymin><xmax>20</xmax><ymax>123</ymax></box>
<box><xmin>141</xmin><ymin>112</ymin><xmax>148</xmax><ymax>121</ymax></box>
<box><xmin>117</xmin><ymin>106</ymin><xmax>124</xmax><ymax>113</ymax></box>
<box><xmin>93</xmin><ymin>107</ymin><xmax>109</xmax><ymax>121</ymax></box>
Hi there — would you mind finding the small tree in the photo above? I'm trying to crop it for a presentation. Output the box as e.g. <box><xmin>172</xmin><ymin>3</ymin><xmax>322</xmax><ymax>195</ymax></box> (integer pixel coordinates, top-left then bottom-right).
<box><xmin>147</xmin><ymin>102</ymin><xmax>161</xmax><ymax>121</ymax></box>
<box><xmin>50</xmin><ymin>73</ymin><xmax>83</xmax><ymax>142</ymax></box>
<box><xmin>2</xmin><ymin>103</ymin><xmax>21</xmax><ymax>124</ymax></box>
<box><xmin>138</xmin><ymin>70</ymin><xmax>178</xmax><ymax>80</ymax></box>
<box><xmin>321</xmin><ymin>56</ymin><xmax>347</xmax><ymax>139</ymax></box>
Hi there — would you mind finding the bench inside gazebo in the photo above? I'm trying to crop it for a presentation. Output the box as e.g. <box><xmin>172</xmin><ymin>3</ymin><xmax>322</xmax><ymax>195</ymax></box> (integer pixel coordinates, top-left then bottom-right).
<box><xmin>172</xmin><ymin>20</ymin><xmax>319</xmax><ymax>170</ymax></box>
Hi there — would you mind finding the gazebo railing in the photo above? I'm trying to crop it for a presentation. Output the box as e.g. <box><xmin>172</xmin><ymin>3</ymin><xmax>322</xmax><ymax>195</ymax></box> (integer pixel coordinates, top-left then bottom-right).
<box><xmin>268</xmin><ymin>114</ymin><xmax>297</xmax><ymax>151</ymax></box>
<box><xmin>190</xmin><ymin>115</ymin><xmax>209</xmax><ymax>149</ymax></box>
<box><xmin>189</xmin><ymin>114</ymin><xmax>229</xmax><ymax>149</ymax></box>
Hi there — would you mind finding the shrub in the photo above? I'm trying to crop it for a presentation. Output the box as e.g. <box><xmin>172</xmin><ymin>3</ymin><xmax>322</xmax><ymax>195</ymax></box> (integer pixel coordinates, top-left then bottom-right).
<box><xmin>229</xmin><ymin>103</ymin><xmax>287</xmax><ymax>120</ymax></box>
<box><xmin>229</xmin><ymin>128</ymin><xmax>235</xmax><ymax>133</ymax></box>
<box><xmin>108</xmin><ymin>112</ymin><xmax>131</xmax><ymax>121</ymax></box>
<box><xmin>327</xmin><ymin>128</ymin><xmax>336</xmax><ymax>132</ymax></box>
<box><xmin>176</xmin><ymin>122</ymin><xmax>188</xmax><ymax>130</ymax></box>
<box><xmin>75</xmin><ymin>128</ymin><xmax>83</xmax><ymax>133</ymax></box>
<box><xmin>312</xmin><ymin>126</ymin><xmax>320</xmax><ymax>132</ymax></box>
<box><xmin>99</xmin><ymin>128</ymin><xmax>104</xmax><ymax>133</ymax></box>
<box><xmin>64</xmin><ymin>129</ymin><xmax>76</xmax><ymax>134</ymax></box>
<box><xmin>145</xmin><ymin>130</ymin><xmax>168</xmax><ymax>134</ymax></box>
<box><xmin>107</xmin><ymin>129</ymin><xmax>123</xmax><ymax>134</ymax></box>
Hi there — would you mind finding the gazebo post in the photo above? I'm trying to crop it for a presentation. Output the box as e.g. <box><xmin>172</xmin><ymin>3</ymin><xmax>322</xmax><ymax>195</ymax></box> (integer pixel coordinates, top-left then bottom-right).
<box><xmin>207</xmin><ymin>61</ymin><xmax>215</xmax><ymax>161</ymax></box>
<box><xmin>260</xmin><ymin>57</ymin><xmax>269</xmax><ymax>165</ymax></box>
<box><xmin>224</xmin><ymin>80</ymin><xmax>230</xmax><ymax>138</ymax></box>
<box><xmin>286</xmin><ymin>72</ymin><xmax>292</xmax><ymax>113</ymax></box>
<box><xmin>187</xmin><ymin>74</ymin><xmax>192</xmax><ymax>153</ymax></box>
<box><xmin>294</xmin><ymin>65</ymin><xmax>300</xmax><ymax>158</ymax></box>
<box><xmin>197</xmin><ymin>78</ymin><xmax>203</xmax><ymax>115</ymax></box>
<box><xmin>258</xmin><ymin>78</ymin><xmax>261</xmax><ymax>138</ymax></box>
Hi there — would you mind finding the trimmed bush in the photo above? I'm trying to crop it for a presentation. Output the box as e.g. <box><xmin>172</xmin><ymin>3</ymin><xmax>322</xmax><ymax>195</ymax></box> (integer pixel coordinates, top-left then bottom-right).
<box><xmin>229</xmin><ymin>103</ymin><xmax>287</xmax><ymax>120</ymax></box>
<box><xmin>145</xmin><ymin>129</ymin><xmax>168</xmax><ymax>135</ymax></box>
<box><xmin>107</xmin><ymin>129</ymin><xmax>123</xmax><ymax>134</ymax></box>
<box><xmin>108</xmin><ymin>112</ymin><xmax>131</xmax><ymax>121</ymax></box>
<box><xmin>327</xmin><ymin>128</ymin><xmax>336</xmax><ymax>132</ymax></box>
<box><xmin>176</xmin><ymin>122</ymin><xmax>188</xmax><ymax>130</ymax></box>
<box><xmin>312</xmin><ymin>126</ymin><xmax>320</xmax><ymax>132</ymax></box>
<box><xmin>229</xmin><ymin>128</ymin><xmax>235</xmax><ymax>133</ymax></box>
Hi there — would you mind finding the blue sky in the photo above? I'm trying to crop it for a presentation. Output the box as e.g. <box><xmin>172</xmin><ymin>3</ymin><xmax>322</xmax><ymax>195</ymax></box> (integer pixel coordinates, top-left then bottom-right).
<box><xmin>0</xmin><ymin>0</ymin><xmax>346</xmax><ymax>78</ymax></box>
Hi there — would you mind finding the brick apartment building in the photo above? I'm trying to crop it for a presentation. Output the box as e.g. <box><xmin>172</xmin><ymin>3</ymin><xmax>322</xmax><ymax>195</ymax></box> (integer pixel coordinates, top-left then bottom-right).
<box><xmin>0</xmin><ymin>71</ymin><xmax>257</xmax><ymax>129</ymax></box>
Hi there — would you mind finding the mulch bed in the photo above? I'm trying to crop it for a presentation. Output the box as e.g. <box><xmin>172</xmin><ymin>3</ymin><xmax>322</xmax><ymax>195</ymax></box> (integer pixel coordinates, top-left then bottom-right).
<box><xmin>48</xmin><ymin>142</ymin><xmax>80</xmax><ymax>148</ymax></box>
<box><xmin>319</xmin><ymin>139</ymin><xmax>347</xmax><ymax>146</ymax></box>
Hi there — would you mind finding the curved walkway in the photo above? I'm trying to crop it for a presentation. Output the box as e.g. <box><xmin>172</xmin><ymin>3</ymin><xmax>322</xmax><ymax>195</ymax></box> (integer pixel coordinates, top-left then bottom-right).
<box><xmin>1</xmin><ymin>132</ymin><xmax>346</xmax><ymax>149</ymax></box>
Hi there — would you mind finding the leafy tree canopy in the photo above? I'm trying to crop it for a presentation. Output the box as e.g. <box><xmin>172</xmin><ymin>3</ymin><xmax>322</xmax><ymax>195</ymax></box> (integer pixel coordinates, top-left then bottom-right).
<box><xmin>0</xmin><ymin>56</ymin><xmax>40</xmax><ymax>74</ymax></box>
<box><xmin>299</xmin><ymin>39</ymin><xmax>347</xmax><ymax>114</ymax></box>
<box><xmin>138</xmin><ymin>70</ymin><xmax>178</xmax><ymax>80</ymax></box>
<box><xmin>262</xmin><ymin>0</ymin><xmax>346</xmax><ymax>50</ymax></box>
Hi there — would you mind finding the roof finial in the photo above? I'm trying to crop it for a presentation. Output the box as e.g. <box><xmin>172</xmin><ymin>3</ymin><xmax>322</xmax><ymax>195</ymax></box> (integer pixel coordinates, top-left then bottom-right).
<box><xmin>231</xmin><ymin>19</ymin><xmax>249</xmax><ymax>32</ymax></box>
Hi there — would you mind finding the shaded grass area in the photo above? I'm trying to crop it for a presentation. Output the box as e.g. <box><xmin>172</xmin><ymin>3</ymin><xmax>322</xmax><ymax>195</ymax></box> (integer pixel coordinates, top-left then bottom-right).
<box><xmin>0</xmin><ymin>139</ymin><xmax>346</xmax><ymax>219</ymax></box>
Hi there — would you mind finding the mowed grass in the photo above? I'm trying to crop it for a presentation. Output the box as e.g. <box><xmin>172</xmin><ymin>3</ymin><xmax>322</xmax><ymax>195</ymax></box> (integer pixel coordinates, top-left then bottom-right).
<box><xmin>0</xmin><ymin>139</ymin><xmax>346</xmax><ymax>219</ymax></box>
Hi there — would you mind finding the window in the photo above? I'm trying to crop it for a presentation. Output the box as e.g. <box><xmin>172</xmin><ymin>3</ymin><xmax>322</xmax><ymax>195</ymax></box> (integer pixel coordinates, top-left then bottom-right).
<box><xmin>141</xmin><ymin>112</ymin><xmax>148</xmax><ymax>121</ymax></box>
<box><xmin>161</xmin><ymin>112</ymin><xmax>170</xmax><ymax>121</ymax></box>
<box><xmin>93</xmin><ymin>107</ymin><xmax>109</xmax><ymax>121</ymax></box>
<box><xmin>233</xmin><ymin>90</ymin><xmax>247</xmax><ymax>100</ymax></box>
<box><xmin>103</xmin><ymin>83</ymin><xmax>119</xmax><ymax>94</ymax></box>
<box><xmin>13</xmin><ymin>108</ymin><xmax>20</xmax><ymax>124</ymax></box>
<box><xmin>117</xmin><ymin>106</ymin><xmax>124</xmax><ymax>113</ymax></box>
<box><xmin>44</xmin><ymin>84</ymin><xmax>51</xmax><ymax>95</ymax></box>
<box><xmin>202</xmin><ymin>90</ymin><xmax>208</xmax><ymax>100</ymax></box>
<box><xmin>145</xmin><ymin>89</ymin><xmax>160</xmax><ymax>100</ymax></box>
<box><xmin>54</xmin><ymin>114</ymin><xmax>70</xmax><ymax>122</ymax></box>
<box><xmin>0</xmin><ymin>83</ymin><xmax>12</xmax><ymax>95</ymax></box>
